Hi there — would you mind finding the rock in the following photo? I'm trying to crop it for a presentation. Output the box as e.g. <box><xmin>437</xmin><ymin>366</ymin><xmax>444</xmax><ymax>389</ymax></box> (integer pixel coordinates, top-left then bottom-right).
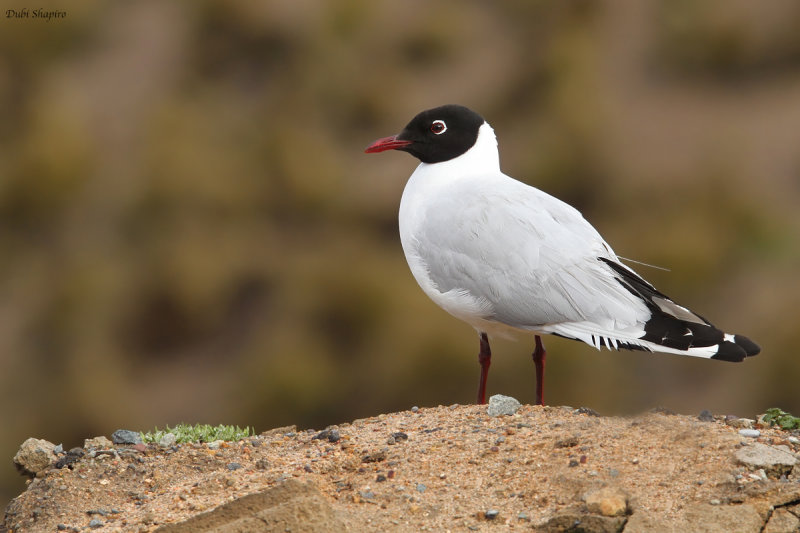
<box><xmin>625</xmin><ymin>504</ymin><xmax>762</xmax><ymax>533</ymax></box>
<box><xmin>484</xmin><ymin>509</ymin><xmax>499</xmax><ymax>520</ymax></box>
<box><xmin>697</xmin><ymin>410</ymin><xmax>714</xmax><ymax>422</ymax></box>
<box><xmin>84</xmin><ymin>436</ymin><xmax>113</xmax><ymax>449</ymax></box>
<box><xmin>111</xmin><ymin>429</ymin><xmax>142</xmax><ymax>445</ymax></box>
<box><xmin>763</xmin><ymin>508</ymin><xmax>800</xmax><ymax>533</ymax></box>
<box><xmin>153</xmin><ymin>479</ymin><xmax>347</xmax><ymax>532</ymax></box>
<box><xmin>312</xmin><ymin>428</ymin><xmax>340</xmax><ymax>443</ymax></box>
<box><xmin>739</xmin><ymin>429</ymin><xmax>761</xmax><ymax>438</ymax></box>
<box><xmin>158</xmin><ymin>433</ymin><xmax>177</xmax><ymax>448</ymax></box>
<box><xmin>584</xmin><ymin>486</ymin><xmax>628</xmax><ymax>517</ymax></box>
<box><xmin>13</xmin><ymin>438</ymin><xmax>57</xmax><ymax>477</ymax></box>
<box><xmin>536</xmin><ymin>512</ymin><xmax>625</xmax><ymax>533</ymax></box>
<box><xmin>728</xmin><ymin>418</ymin><xmax>756</xmax><ymax>429</ymax></box>
<box><xmin>487</xmin><ymin>394</ymin><xmax>520</xmax><ymax>416</ymax></box>
<box><xmin>735</xmin><ymin>443</ymin><xmax>798</xmax><ymax>477</ymax></box>
<box><xmin>88</xmin><ymin>518</ymin><xmax>103</xmax><ymax>528</ymax></box>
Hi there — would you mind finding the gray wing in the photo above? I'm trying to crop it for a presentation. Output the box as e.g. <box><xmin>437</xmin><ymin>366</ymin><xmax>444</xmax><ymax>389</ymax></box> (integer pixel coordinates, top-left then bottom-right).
<box><xmin>411</xmin><ymin>176</ymin><xmax>649</xmax><ymax>329</ymax></box>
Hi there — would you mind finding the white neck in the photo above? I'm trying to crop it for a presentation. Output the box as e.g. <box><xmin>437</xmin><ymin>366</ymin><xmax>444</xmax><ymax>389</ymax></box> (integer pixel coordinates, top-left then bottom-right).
<box><xmin>417</xmin><ymin>122</ymin><xmax>500</xmax><ymax>177</ymax></box>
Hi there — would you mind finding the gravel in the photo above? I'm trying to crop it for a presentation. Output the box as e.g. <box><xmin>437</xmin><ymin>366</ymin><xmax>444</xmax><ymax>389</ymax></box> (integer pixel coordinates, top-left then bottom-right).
<box><xmin>6</xmin><ymin>405</ymin><xmax>800</xmax><ymax>532</ymax></box>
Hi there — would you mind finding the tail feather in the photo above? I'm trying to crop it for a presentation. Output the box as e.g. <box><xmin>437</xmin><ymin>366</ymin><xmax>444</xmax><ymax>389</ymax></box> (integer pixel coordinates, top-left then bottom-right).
<box><xmin>597</xmin><ymin>258</ymin><xmax>760</xmax><ymax>362</ymax></box>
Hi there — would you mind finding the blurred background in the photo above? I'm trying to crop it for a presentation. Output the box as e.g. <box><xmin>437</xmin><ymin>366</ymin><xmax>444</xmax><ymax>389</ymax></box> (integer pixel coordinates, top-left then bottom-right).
<box><xmin>2</xmin><ymin>0</ymin><xmax>799</xmax><ymax>509</ymax></box>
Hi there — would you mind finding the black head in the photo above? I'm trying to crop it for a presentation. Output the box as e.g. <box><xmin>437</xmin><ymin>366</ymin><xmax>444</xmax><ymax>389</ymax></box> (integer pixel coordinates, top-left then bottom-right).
<box><xmin>365</xmin><ymin>105</ymin><xmax>485</xmax><ymax>164</ymax></box>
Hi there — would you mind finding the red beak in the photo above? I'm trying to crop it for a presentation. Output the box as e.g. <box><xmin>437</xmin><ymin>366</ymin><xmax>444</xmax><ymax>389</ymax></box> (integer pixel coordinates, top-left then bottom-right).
<box><xmin>364</xmin><ymin>135</ymin><xmax>412</xmax><ymax>153</ymax></box>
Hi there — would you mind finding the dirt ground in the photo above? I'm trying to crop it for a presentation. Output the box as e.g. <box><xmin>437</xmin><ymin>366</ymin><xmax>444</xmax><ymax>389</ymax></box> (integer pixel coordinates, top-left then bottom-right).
<box><xmin>4</xmin><ymin>403</ymin><xmax>800</xmax><ymax>532</ymax></box>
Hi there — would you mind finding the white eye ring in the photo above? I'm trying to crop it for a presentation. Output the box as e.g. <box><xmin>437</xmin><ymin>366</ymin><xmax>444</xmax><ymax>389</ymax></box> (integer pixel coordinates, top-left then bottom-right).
<box><xmin>430</xmin><ymin>120</ymin><xmax>447</xmax><ymax>135</ymax></box>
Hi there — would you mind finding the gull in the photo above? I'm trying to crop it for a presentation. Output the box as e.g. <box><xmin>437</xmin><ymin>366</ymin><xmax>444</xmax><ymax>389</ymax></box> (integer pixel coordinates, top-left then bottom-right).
<box><xmin>365</xmin><ymin>104</ymin><xmax>760</xmax><ymax>405</ymax></box>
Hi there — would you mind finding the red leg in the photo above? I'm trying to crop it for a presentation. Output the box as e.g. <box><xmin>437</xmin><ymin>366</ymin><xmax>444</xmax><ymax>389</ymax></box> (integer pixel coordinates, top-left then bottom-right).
<box><xmin>532</xmin><ymin>335</ymin><xmax>546</xmax><ymax>406</ymax></box>
<box><xmin>477</xmin><ymin>332</ymin><xmax>491</xmax><ymax>405</ymax></box>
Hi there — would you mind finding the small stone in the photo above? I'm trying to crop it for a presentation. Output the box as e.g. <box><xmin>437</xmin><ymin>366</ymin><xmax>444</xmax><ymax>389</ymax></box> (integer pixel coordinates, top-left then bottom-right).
<box><xmin>568</xmin><ymin>459</ymin><xmax>580</xmax><ymax>467</ymax></box>
<box><xmin>517</xmin><ymin>512</ymin><xmax>530</xmax><ymax>521</ymax></box>
<box><xmin>392</xmin><ymin>432</ymin><xmax>409</xmax><ymax>442</ymax></box>
<box><xmin>158</xmin><ymin>433</ymin><xmax>177</xmax><ymax>448</ymax></box>
<box><xmin>555</xmin><ymin>436</ymin><xmax>579</xmax><ymax>448</ymax></box>
<box><xmin>226</xmin><ymin>462</ymin><xmax>242</xmax><ymax>471</ymax></box>
<box><xmin>57</xmin><ymin>525</ymin><xmax>67</xmax><ymax>531</ymax></box>
<box><xmin>84</xmin><ymin>436</ymin><xmax>113</xmax><ymax>449</ymax></box>
<box><xmin>487</xmin><ymin>394</ymin><xmax>521</xmax><ymax>417</ymax></box>
<box><xmin>411</xmin><ymin>406</ymin><xmax>419</xmax><ymax>413</ymax></box>
<box><xmin>698</xmin><ymin>410</ymin><xmax>715</xmax><ymax>422</ymax></box>
<box><xmin>13</xmin><ymin>438</ymin><xmax>57</xmax><ymax>477</ymax></box>
<box><xmin>313</xmin><ymin>428</ymin><xmax>340</xmax><ymax>443</ymax></box>
<box><xmin>485</xmin><ymin>509</ymin><xmax>499</xmax><ymax>520</ymax></box>
<box><xmin>88</xmin><ymin>518</ymin><xmax>103</xmax><ymax>529</ymax></box>
<box><xmin>709</xmin><ymin>499</ymin><xmax>721</xmax><ymax>505</ymax></box>
<box><xmin>739</xmin><ymin>429</ymin><xmax>761</xmax><ymax>438</ymax></box>
<box><xmin>575</xmin><ymin>406</ymin><xmax>600</xmax><ymax>416</ymax></box>
<box><xmin>207</xmin><ymin>440</ymin><xmax>224</xmax><ymax>450</ymax></box>
<box><xmin>584</xmin><ymin>486</ymin><xmax>629</xmax><ymax>517</ymax></box>
<box><xmin>362</xmin><ymin>450</ymin><xmax>387</xmax><ymax>463</ymax></box>
<box><xmin>728</xmin><ymin>418</ymin><xmax>756</xmax><ymax>429</ymax></box>
<box><xmin>111</xmin><ymin>429</ymin><xmax>142</xmax><ymax>445</ymax></box>
<box><xmin>376</xmin><ymin>474</ymin><xmax>387</xmax><ymax>482</ymax></box>
<box><xmin>416</xmin><ymin>483</ymin><xmax>427</xmax><ymax>493</ymax></box>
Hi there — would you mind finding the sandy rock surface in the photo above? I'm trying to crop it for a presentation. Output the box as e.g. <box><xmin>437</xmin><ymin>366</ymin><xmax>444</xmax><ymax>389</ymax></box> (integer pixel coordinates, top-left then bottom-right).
<box><xmin>4</xmin><ymin>403</ymin><xmax>800</xmax><ymax>532</ymax></box>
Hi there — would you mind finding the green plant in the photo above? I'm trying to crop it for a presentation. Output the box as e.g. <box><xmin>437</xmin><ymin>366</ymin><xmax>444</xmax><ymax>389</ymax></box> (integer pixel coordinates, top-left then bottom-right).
<box><xmin>140</xmin><ymin>423</ymin><xmax>254</xmax><ymax>444</ymax></box>
<box><xmin>761</xmin><ymin>408</ymin><xmax>800</xmax><ymax>430</ymax></box>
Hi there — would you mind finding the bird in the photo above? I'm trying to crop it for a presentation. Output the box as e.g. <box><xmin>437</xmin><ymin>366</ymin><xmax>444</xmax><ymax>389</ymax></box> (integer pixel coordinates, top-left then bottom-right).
<box><xmin>364</xmin><ymin>104</ymin><xmax>760</xmax><ymax>406</ymax></box>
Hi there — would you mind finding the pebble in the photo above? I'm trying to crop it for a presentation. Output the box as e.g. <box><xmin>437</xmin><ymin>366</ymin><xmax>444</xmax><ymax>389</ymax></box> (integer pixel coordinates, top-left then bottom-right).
<box><xmin>111</xmin><ymin>430</ymin><xmax>142</xmax><ymax>445</ymax></box>
<box><xmin>88</xmin><ymin>518</ymin><xmax>103</xmax><ymax>529</ymax></box>
<box><xmin>416</xmin><ymin>483</ymin><xmax>427</xmax><ymax>493</ymax></box>
<box><xmin>158</xmin><ymin>433</ymin><xmax>177</xmax><ymax>448</ymax></box>
<box><xmin>207</xmin><ymin>440</ymin><xmax>224</xmax><ymax>450</ymax></box>
<box><xmin>697</xmin><ymin>410</ymin><xmax>714</xmax><ymax>422</ymax></box>
<box><xmin>13</xmin><ymin>438</ymin><xmax>57</xmax><ymax>477</ymax></box>
<box><xmin>411</xmin><ymin>406</ymin><xmax>419</xmax><ymax>413</ymax></box>
<box><xmin>485</xmin><ymin>509</ymin><xmax>499</xmax><ymax>520</ymax></box>
<box><xmin>226</xmin><ymin>462</ymin><xmax>242</xmax><ymax>471</ymax></box>
<box><xmin>487</xmin><ymin>394</ymin><xmax>521</xmax><ymax>417</ymax></box>
<box><xmin>738</xmin><ymin>429</ymin><xmax>760</xmax><ymax>438</ymax></box>
<box><xmin>312</xmin><ymin>428</ymin><xmax>340</xmax><ymax>443</ymax></box>
<box><xmin>728</xmin><ymin>418</ymin><xmax>755</xmax><ymax>430</ymax></box>
<box><xmin>584</xmin><ymin>486</ymin><xmax>629</xmax><ymax>516</ymax></box>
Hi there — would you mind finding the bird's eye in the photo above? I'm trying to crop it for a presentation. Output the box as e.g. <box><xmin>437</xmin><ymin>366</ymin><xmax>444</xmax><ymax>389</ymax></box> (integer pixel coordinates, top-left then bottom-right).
<box><xmin>430</xmin><ymin>120</ymin><xmax>447</xmax><ymax>135</ymax></box>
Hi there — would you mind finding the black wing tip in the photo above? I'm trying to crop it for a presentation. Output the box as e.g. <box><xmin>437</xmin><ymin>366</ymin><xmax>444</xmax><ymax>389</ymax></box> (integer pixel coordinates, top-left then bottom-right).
<box><xmin>734</xmin><ymin>335</ymin><xmax>760</xmax><ymax>357</ymax></box>
<box><xmin>710</xmin><ymin>335</ymin><xmax>760</xmax><ymax>362</ymax></box>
